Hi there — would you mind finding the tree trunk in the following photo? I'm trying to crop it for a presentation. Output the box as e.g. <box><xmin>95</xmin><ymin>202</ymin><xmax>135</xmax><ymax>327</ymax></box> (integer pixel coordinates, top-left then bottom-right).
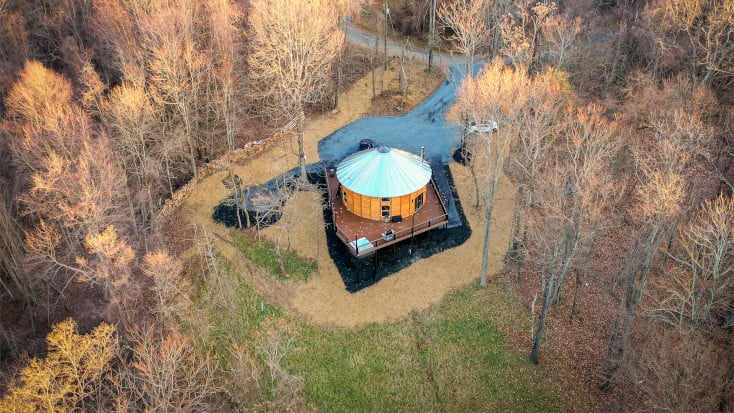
<box><xmin>181</xmin><ymin>105</ymin><xmax>198</xmax><ymax>182</ymax></box>
<box><xmin>0</xmin><ymin>200</ymin><xmax>28</xmax><ymax>299</ymax></box>
<box><xmin>471</xmin><ymin>164</ymin><xmax>480</xmax><ymax>209</ymax></box>
<box><xmin>507</xmin><ymin>185</ymin><xmax>527</xmax><ymax>285</ymax></box>
<box><xmin>335</xmin><ymin>17</ymin><xmax>346</xmax><ymax>110</ymax></box>
<box><xmin>399</xmin><ymin>46</ymin><xmax>408</xmax><ymax>106</ymax></box>
<box><xmin>372</xmin><ymin>37</ymin><xmax>378</xmax><ymax>100</ymax></box>
<box><xmin>297</xmin><ymin>109</ymin><xmax>307</xmax><ymax>182</ymax></box>
<box><xmin>232</xmin><ymin>170</ymin><xmax>243</xmax><ymax>230</ymax></box>
<box><xmin>532</xmin><ymin>247</ymin><xmax>559</xmax><ymax>364</ymax></box>
<box><xmin>480</xmin><ymin>206</ymin><xmax>492</xmax><ymax>288</ymax></box>
<box><xmin>551</xmin><ymin>230</ymin><xmax>580</xmax><ymax>306</ymax></box>
<box><xmin>466</xmin><ymin>52</ymin><xmax>474</xmax><ymax>79</ymax></box>
<box><xmin>531</xmin><ymin>285</ymin><xmax>550</xmax><ymax>364</ymax></box>
<box><xmin>480</xmin><ymin>132</ymin><xmax>504</xmax><ymax>287</ymax></box>
<box><xmin>383</xmin><ymin>0</ymin><xmax>388</xmax><ymax>71</ymax></box>
<box><xmin>244</xmin><ymin>187</ymin><xmax>251</xmax><ymax>229</ymax></box>
<box><xmin>164</xmin><ymin>152</ymin><xmax>175</xmax><ymax>197</ymax></box>
<box><xmin>602</xmin><ymin>224</ymin><xmax>666</xmax><ymax>387</ymax></box>
<box><xmin>428</xmin><ymin>0</ymin><xmax>436</xmax><ymax>71</ymax></box>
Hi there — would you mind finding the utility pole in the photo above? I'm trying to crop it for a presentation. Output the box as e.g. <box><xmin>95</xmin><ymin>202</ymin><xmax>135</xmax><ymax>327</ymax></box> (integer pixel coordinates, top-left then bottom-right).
<box><xmin>384</xmin><ymin>0</ymin><xmax>389</xmax><ymax>71</ymax></box>
<box><xmin>428</xmin><ymin>0</ymin><xmax>436</xmax><ymax>70</ymax></box>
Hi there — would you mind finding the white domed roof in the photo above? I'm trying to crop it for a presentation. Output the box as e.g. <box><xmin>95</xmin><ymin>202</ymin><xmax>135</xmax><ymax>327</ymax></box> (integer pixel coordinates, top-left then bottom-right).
<box><xmin>336</xmin><ymin>147</ymin><xmax>432</xmax><ymax>198</ymax></box>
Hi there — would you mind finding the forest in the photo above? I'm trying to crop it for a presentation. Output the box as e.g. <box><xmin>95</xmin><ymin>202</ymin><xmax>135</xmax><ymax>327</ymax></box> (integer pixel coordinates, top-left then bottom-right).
<box><xmin>0</xmin><ymin>0</ymin><xmax>733</xmax><ymax>411</ymax></box>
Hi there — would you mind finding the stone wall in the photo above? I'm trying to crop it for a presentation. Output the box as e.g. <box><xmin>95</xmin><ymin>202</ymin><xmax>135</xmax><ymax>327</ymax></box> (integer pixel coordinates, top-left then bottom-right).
<box><xmin>157</xmin><ymin>119</ymin><xmax>296</xmax><ymax>220</ymax></box>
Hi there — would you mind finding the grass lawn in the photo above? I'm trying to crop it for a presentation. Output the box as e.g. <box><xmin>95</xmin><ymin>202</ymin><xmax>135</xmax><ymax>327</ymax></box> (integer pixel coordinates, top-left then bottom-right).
<box><xmin>189</xmin><ymin>243</ymin><xmax>564</xmax><ymax>411</ymax></box>
<box><xmin>289</xmin><ymin>285</ymin><xmax>564</xmax><ymax>412</ymax></box>
<box><xmin>232</xmin><ymin>231</ymin><xmax>317</xmax><ymax>281</ymax></box>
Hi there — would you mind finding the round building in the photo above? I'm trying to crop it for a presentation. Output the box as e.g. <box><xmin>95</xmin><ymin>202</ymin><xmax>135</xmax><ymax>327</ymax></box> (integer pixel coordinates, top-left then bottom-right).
<box><xmin>336</xmin><ymin>146</ymin><xmax>431</xmax><ymax>221</ymax></box>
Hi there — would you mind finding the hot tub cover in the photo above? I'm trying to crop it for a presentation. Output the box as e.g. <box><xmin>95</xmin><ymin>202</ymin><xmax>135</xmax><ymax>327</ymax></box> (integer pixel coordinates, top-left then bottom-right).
<box><xmin>336</xmin><ymin>147</ymin><xmax>431</xmax><ymax>198</ymax></box>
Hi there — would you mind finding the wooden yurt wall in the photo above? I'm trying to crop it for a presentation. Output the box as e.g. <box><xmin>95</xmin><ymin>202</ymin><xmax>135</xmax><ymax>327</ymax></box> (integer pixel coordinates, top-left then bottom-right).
<box><xmin>342</xmin><ymin>186</ymin><xmax>427</xmax><ymax>221</ymax></box>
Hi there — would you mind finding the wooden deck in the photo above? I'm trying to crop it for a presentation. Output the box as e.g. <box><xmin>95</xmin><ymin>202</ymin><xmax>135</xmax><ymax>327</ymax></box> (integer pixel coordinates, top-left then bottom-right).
<box><xmin>325</xmin><ymin>168</ymin><xmax>449</xmax><ymax>258</ymax></box>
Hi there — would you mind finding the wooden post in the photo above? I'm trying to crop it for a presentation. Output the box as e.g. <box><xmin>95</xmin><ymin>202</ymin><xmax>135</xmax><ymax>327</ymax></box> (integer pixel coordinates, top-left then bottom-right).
<box><xmin>372</xmin><ymin>250</ymin><xmax>378</xmax><ymax>280</ymax></box>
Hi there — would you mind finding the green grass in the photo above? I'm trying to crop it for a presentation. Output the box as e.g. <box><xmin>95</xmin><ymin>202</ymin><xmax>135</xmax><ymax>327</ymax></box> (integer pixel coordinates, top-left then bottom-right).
<box><xmin>290</xmin><ymin>323</ymin><xmax>433</xmax><ymax>412</ymax></box>
<box><xmin>288</xmin><ymin>285</ymin><xmax>564</xmax><ymax>413</ymax></box>
<box><xmin>232</xmin><ymin>231</ymin><xmax>317</xmax><ymax>281</ymax></box>
<box><xmin>186</xmin><ymin>248</ymin><xmax>566</xmax><ymax>412</ymax></box>
<box><xmin>424</xmin><ymin>288</ymin><xmax>560</xmax><ymax>412</ymax></box>
<box><xmin>187</xmin><ymin>253</ymin><xmax>280</xmax><ymax>358</ymax></box>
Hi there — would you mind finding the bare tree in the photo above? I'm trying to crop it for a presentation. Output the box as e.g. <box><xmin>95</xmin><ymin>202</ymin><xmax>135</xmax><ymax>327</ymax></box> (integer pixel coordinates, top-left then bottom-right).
<box><xmin>142</xmin><ymin>249</ymin><xmax>190</xmax><ymax>327</ymax></box>
<box><xmin>652</xmin><ymin>0</ymin><xmax>734</xmax><ymax>85</ymax></box>
<box><xmin>457</xmin><ymin>58</ymin><xmax>520</xmax><ymax>287</ymax></box>
<box><xmin>224</xmin><ymin>342</ymin><xmax>263</xmax><ymax>409</ymax></box>
<box><xmin>333</xmin><ymin>0</ymin><xmax>359</xmax><ymax>110</ymax></box>
<box><xmin>529</xmin><ymin>104</ymin><xmax>619</xmax><ymax>363</ymax></box>
<box><xmin>602</xmin><ymin>157</ymin><xmax>687</xmax><ymax>388</ymax></box>
<box><xmin>207</xmin><ymin>0</ymin><xmax>247</xmax><ymax>229</ymax></box>
<box><xmin>255</xmin><ymin>318</ymin><xmax>305</xmax><ymax>411</ymax></box>
<box><xmin>506</xmin><ymin>68</ymin><xmax>571</xmax><ymax>283</ymax></box>
<box><xmin>499</xmin><ymin>1</ymin><xmax>583</xmax><ymax>71</ymax></box>
<box><xmin>0</xmin><ymin>319</ymin><xmax>119</xmax><ymax>412</ymax></box>
<box><xmin>499</xmin><ymin>1</ymin><xmax>557</xmax><ymax>69</ymax></box>
<box><xmin>126</xmin><ymin>323</ymin><xmax>220</xmax><ymax>412</ymax></box>
<box><xmin>0</xmin><ymin>191</ymin><xmax>27</xmax><ymax>300</ymax></box>
<box><xmin>141</xmin><ymin>0</ymin><xmax>207</xmax><ymax>181</ymax></box>
<box><xmin>428</xmin><ymin>0</ymin><xmax>438</xmax><ymax>70</ymax></box>
<box><xmin>87</xmin><ymin>0</ymin><xmax>149</xmax><ymax>86</ymax></box>
<box><xmin>18</xmin><ymin>134</ymin><xmax>132</xmax><ymax>263</ymax></box>
<box><xmin>272</xmin><ymin>179</ymin><xmax>324</xmax><ymax>278</ymax></box>
<box><xmin>93</xmin><ymin>0</ymin><xmax>244</xmax><ymax>190</ymax></box>
<box><xmin>0</xmin><ymin>2</ymin><xmax>33</xmax><ymax>100</ymax></box>
<box><xmin>558</xmin><ymin>105</ymin><xmax>619</xmax><ymax>311</ymax></box>
<box><xmin>79</xmin><ymin>225</ymin><xmax>136</xmax><ymax>327</ymax></box>
<box><xmin>6</xmin><ymin>62</ymin><xmax>133</xmax><ymax>317</ymax></box>
<box><xmin>622</xmin><ymin>72</ymin><xmax>723</xmax><ymax>194</ymax></box>
<box><xmin>621</xmin><ymin>325</ymin><xmax>729</xmax><ymax>412</ymax></box>
<box><xmin>540</xmin><ymin>12</ymin><xmax>583</xmax><ymax>70</ymax></box>
<box><xmin>644</xmin><ymin>194</ymin><xmax>734</xmax><ymax>332</ymax></box>
<box><xmin>247</xmin><ymin>0</ymin><xmax>345</xmax><ymax>182</ymax></box>
<box><xmin>525</xmin><ymin>184</ymin><xmax>566</xmax><ymax>363</ymax></box>
<box><xmin>207</xmin><ymin>0</ymin><xmax>243</xmax><ymax>163</ymax></box>
<box><xmin>5</xmin><ymin>61</ymin><xmax>78</xmax><ymax>168</ymax></box>
<box><xmin>439</xmin><ymin>0</ymin><xmax>493</xmax><ymax>76</ymax></box>
<box><xmin>102</xmin><ymin>83</ymin><xmax>163</xmax><ymax>226</ymax></box>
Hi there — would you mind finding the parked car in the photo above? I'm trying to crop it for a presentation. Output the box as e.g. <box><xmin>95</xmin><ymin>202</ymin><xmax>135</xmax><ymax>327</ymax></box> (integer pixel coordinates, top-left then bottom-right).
<box><xmin>468</xmin><ymin>120</ymin><xmax>498</xmax><ymax>133</ymax></box>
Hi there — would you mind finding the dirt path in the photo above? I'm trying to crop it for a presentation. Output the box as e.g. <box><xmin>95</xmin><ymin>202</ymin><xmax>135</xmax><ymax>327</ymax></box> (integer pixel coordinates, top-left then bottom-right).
<box><xmin>180</xmin><ymin>61</ymin><xmax>515</xmax><ymax>328</ymax></box>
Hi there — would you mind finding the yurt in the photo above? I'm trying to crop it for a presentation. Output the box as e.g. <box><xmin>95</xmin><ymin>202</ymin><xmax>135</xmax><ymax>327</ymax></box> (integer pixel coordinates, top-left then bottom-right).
<box><xmin>336</xmin><ymin>146</ymin><xmax>432</xmax><ymax>221</ymax></box>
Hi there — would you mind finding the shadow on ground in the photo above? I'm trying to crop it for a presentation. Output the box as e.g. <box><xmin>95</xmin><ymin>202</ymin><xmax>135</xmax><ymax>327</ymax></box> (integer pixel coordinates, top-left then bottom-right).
<box><xmin>320</xmin><ymin>163</ymin><xmax>471</xmax><ymax>292</ymax></box>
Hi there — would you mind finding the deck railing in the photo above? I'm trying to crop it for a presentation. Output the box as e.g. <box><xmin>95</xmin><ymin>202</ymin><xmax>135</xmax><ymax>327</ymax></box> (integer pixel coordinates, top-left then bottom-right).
<box><xmin>430</xmin><ymin>176</ymin><xmax>450</xmax><ymax>215</ymax></box>
<box><xmin>337</xmin><ymin>213</ymin><xmax>449</xmax><ymax>257</ymax></box>
<box><xmin>328</xmin><ymin>169</ymin><xmax>451</xmax><ymax>258</ymax></box>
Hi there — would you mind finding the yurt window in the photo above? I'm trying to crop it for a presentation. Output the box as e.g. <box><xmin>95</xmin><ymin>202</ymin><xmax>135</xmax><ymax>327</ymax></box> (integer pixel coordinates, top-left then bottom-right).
<box><xmin>381</xmin><ymin>197</ymin><xmax>390</xmax><ymax>202</ymax></box>
<box><xmin>381</xmin><ymin>205</ymin><xmax>390</xmax><ymax>217</ymax></box>
<box><xmin>342</xmin><ymin>190</ymin><xmax>348</xmax><ymax>205</ymax></box>
<box><xmin>415</xmin><ymin>193</ymin><xmax>424</xmax><ymax>211</ymax></box>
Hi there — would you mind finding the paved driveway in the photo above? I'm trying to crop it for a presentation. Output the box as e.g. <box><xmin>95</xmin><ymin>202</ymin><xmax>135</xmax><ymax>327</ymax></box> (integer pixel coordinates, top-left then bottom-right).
<box><xmin>318</xmin><ymin>27</ymin><xmax>486</xmax><ymax>228</ymax></box>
